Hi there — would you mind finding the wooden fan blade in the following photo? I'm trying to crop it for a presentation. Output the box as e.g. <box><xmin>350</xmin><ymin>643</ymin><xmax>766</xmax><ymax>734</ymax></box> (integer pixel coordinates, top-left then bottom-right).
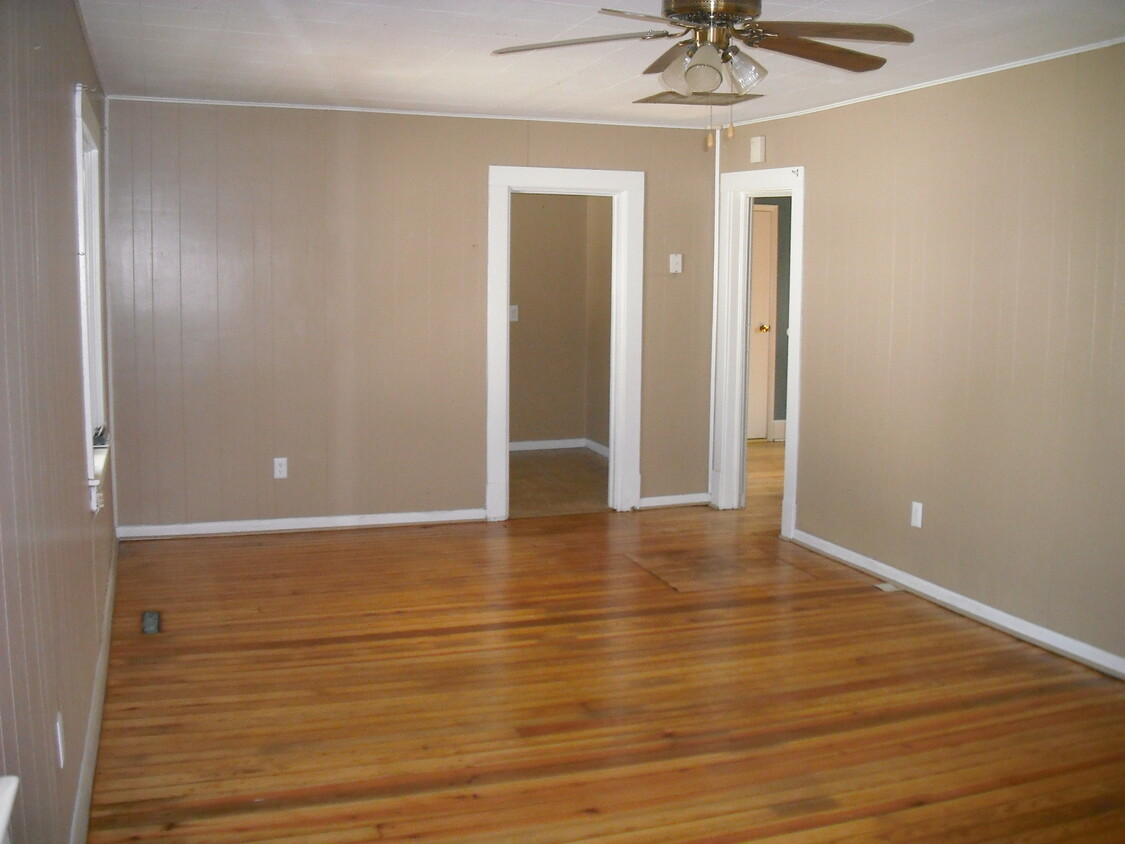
<box><xmin>644</xmin><ymin>43</ymin><xmax>689</xmax><ymax>74</ymax></box>
<box><xmin>493</xmin><ymin>29</ymin><xmax>673</xmax><ymax>55</ymax></box>
<box><xmin>634</xmin><ymin>91</ymin><xmax>763</xmax><ymax>105</ymax></box>
<box><xmin>753</xmin><ymin>35</ymin><xmax>887</xmax><ymax>72</ymax></box>
<box><xmin>600</xmin><ymin>7</ymin><xmax>693</xmax><ymax>28</ymax></box>
<box><xmin>753</xmin><ymin>21</ymin><xmax>913</xmax><ymax>43</ymax></box>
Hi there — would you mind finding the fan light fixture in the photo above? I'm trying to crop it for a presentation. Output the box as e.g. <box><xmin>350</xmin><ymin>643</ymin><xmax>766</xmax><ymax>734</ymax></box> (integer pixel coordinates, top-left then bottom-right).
<box><xmin>661</xmin><ymin>42</ymin><xmax>767</xmax><ymax>96</ymax></box>
<box><xmin>494</xmin><ymin>1</ymin><xmax>914</xmax><ymax>107</ymax></box>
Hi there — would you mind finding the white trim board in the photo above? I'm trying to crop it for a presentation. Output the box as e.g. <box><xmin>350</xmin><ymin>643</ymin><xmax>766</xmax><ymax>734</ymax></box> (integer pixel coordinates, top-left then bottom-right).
<box><xmin>488</xmin><ymin>165</ymin><xmax>645</xmax><ymax>521</ymax></box>
<box><xmin>108</xmin><ymin>93</ymin><xmax>696</xmax><ymax>132</ymax></box>
<box><xmin>510</xmin><ymin>439</ymin><xmax>609</xmax><ymax>457</ymax></box>
<box><xmin>733</xmin><ymin>37</ymin><xmax>1125</xmax><ymax>128</ymax></box>
<box><xmin>117</xmin><ymin>509</ymin><xmax>487</xmax><ymax>540</ymax></box>
<box><xmin>69</xmin><ymin>539</ymin><xmax>118</xmax><ymax>844</ymax></box>
<box><xmin>638</xmin><ymin>493</ymin><xmax>711</xmax><ymax>510</ymax></box>
<box><xmin>793</xmin><ymin>530</ymin><xmax>1125</xmax><ymax>681</ymax></box>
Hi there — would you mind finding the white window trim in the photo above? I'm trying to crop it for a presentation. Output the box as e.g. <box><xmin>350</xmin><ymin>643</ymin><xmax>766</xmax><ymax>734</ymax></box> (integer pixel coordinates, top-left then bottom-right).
<box><xmin>75</xmin><ymin>85</ymin><xmax>107</xmax><ymax>513</ymax></box>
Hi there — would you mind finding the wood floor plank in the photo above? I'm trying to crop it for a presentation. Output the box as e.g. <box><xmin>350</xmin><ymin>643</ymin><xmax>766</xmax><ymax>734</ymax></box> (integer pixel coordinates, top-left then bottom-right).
<box><xmin>88</xmin><ymin>445</ymin><xmax>1125</xmax><ymax>841</ymax></box>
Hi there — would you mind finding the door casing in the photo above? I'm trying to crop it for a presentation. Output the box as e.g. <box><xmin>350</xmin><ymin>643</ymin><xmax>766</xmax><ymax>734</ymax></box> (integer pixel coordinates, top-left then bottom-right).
<box><xmin>487</xmin><ymin>166</ymin><xmax>645</xmax><ymax>521</ymax></box>
<box><xmin>711</xmin><ymin>167</ymin><xmax>805</xmax><ymax>537</ymax></box>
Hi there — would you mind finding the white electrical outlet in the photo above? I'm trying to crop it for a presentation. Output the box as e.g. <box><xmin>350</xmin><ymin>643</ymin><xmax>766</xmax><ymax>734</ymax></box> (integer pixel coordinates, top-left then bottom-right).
<box><xmin>669</xmin><ymin>253</ymin><xmax>683</xmax><ymax>274</ymax></box>
<box><xmin>509</xmin><ymin>304</ymin><xmax>519</xmax><ymax>322</ymax></box>
<box><xmin>911</xmin><ymin>501</ymin><xmax>923</xmax><ymax>528</ymax></box>
<box><xmin>273</xmin><ymin>457</ymin><xmax>288</xmax><ymax>479</ymax></box>
<box><xmin>55</xmin><ymin>712</ymin><xmax>65</xmax><ymax>768</ymax></box>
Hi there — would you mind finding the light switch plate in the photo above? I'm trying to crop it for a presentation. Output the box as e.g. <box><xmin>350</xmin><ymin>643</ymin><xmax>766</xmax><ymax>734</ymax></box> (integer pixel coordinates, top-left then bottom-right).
<box><xmin>669</xmin><ymin>254</ymin><xmax>683</xmax><ymax>274</ymax></box>
<box><xmin>911</xmin><ymin>501</ymin><xmax>923</xmax><ymax>528</ymax></box>
<box><xmin>750</xmin><ymin>135</ymin><xmax>766</xmax><ymax>163</ymax></box>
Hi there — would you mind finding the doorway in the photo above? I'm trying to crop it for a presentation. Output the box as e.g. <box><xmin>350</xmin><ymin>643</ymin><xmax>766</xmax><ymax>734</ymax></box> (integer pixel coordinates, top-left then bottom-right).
<box><xmin>745</xmin><ymin>202</ymin><xmax>780</xmax><ymax>443</ymax></box>
<box><xmin>507</xmin><ymin>193</ymin><xmax>612</xmax><ymax>518</ymax></box>
<box><xmin>486</xmin><ymin>166</ymin><xmax>645</xmax><ymax>521</ymax></box>
<box><xmin>711</xmin><ymin>167</ymin><xmax>806</xmax><ymax>538</ymax></box>
<box><xmin>744</xmin><ymin>199</ymin><xmax>789</xmax><ymax>529</ymax></box>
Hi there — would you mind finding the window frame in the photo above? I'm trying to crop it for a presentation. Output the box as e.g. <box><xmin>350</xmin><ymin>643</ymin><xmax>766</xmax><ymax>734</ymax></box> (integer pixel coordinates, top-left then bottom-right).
<box><xmin>75</xmin><ymin>85</ymin><xmax>107</xmax><ymax>512</ymax></box>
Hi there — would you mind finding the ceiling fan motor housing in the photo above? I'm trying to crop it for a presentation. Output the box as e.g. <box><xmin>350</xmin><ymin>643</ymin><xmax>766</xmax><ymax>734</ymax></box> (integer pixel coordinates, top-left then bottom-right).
<box><xmin>662</xmin><ymin>0</ymin><xmax>761</xmax><ymax>26</ymax></box>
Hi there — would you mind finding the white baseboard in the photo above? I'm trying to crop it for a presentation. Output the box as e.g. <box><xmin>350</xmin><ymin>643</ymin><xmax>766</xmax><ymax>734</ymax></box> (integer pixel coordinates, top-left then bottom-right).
<box><xmin>585</xmin><ymin>440</ymin><xmax>609</xmax><ymax>458</ymax></box>
<box><xmin>510</xmin><ymin>438</ymin><xmax>586</xmax><ymax>451</ymax></box>
<box><xmin>118</xmin><ymin>508</ymin><xmax>487</xmax><ymax>540</ymax></box>
<box><xmin>510</xmin><ymin>438</ymin><xmax>608</xmax><ymax>456</ymax></box>
<box><xmin>792</xmin><ymin>530</ymin><xmax>1125</xmax><ymax>680</ymax></box>
<box><xmin>768</xmin><ymin>420</ymin><xmax>786</xmax><ymax>441</ymax></box>
<box><xmin>69</xmin><ymin>539</ymin><xmax>119</xmax><ymax>844</ymax></box>
<box><xmin>638</xmin><ymin>492</ymin><xmax>711</xmax><ymax>509</ymax></box>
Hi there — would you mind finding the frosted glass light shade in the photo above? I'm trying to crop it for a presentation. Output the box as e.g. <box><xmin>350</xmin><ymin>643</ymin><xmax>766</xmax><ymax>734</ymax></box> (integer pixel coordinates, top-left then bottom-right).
<box><xmin>683</xmin><ymin>44</ymin><xmax>723</xmax><ymax>93</ymax></box>
<box><xmin>660</xmin><ymin>48</ymin><xmax>694</xmax><ymax>95</ymax></box>
<box><xmin>727</xmin><ymin>51</ymin><xmax>768</xmax><ymax>94</ymax></box>
<box><xmin>661</xmin><ymin>43</ymin><xmax>725</xmax><ymax>95</ymax></box>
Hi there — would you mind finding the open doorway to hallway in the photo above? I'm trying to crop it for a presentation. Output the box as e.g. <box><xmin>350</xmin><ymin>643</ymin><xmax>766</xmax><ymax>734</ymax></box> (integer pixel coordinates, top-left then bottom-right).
<box><xmin>711</xmin><ymin>166</ymin><xmax>805</xmax><ymax>537</ymax></box>
<box><xmin>487</xmin><ymin>165</ymin><xmax>644</xmax><ymax>521</ymax></box>
<box><xmin>745</xmin><ymin>440</ymin><xmax>785</xmax><ymax>531</ymax></box>
<box><xmin>507</xmin><ymin>193</ymin><xmax>612</xmax><ymax>519</ymax></box>
<box><xmin>743</xmin><ymin>196</ymin><xmax>791</xmax><ymax>531</ymax></box>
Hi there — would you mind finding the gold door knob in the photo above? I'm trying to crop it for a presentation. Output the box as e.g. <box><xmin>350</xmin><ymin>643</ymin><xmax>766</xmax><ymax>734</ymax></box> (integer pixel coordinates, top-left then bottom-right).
<box><xmin>758</xmin><ymin>324</ymin><xmax>771</xmax><ymax>333</ymax></box>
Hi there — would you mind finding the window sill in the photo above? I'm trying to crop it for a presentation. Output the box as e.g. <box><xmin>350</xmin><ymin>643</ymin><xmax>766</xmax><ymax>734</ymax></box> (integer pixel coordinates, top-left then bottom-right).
<box><xmin>93</xmin><ymin>445</ymin><xmax>110</xmax><ymax>481</ymax></box>
<box><xmin>90</xmin><ymin>445</ymin><xmax>110</xmax><ymax>513</ymax></box>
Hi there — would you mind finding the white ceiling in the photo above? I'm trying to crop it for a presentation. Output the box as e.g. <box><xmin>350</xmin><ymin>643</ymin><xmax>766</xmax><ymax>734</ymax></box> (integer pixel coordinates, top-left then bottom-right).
<box><xmin>75</xmin><ymin>0</ymin><xmax>1125</xmax><ymax>128</ymax></box>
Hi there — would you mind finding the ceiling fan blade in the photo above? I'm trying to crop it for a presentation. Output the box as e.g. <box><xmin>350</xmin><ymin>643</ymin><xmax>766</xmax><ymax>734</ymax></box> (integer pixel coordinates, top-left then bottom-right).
<box><xmin>634</xmin><ymin>91</ymin><xmax>763</xmax><ymax>105</ymax></box>
<box><xmin>493</xmin><ymin>29</ymin><xmax>674</xmax><ymax>55</ymax></box>
<box><xmin>644</xmin><ymin>42</ymin><xmax>690</xmax><ymax>74</ymax></box>
<box><xmin>753</xmin><ymin>21</ymin><xmax>913</xmax><ymax>43</ymax></box>
<box><xmin>752</xmin><ymin>35</ymin><xmax>887</xmax><ymax>72</ymax></box>
<box><xmin>600</xmin><ymin>7</ymin><xmax>691</xmax><ymax>28</ymax></box>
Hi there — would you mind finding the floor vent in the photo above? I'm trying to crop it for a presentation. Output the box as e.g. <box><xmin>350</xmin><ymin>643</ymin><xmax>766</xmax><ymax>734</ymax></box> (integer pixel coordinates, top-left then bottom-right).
<box><xmin>141</xmin><ymin>611</ymin><xmax>162</xmax><ymax>634</ymax></box>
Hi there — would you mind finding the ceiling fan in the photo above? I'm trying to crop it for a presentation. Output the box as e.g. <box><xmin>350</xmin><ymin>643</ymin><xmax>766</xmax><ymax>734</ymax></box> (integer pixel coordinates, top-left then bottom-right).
<box><xmin>494</xmin><ymin>1</ymin><xmax>914</xmax><ymax>106</ymax></box>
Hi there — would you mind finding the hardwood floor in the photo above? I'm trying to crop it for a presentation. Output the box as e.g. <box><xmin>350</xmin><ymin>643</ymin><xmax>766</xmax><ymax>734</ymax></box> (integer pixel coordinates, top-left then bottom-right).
<box><xmin>88</xmin><ymin>447</ymin><xmax>1124</xmax><ymax>842</ymax></box>
<box><xmin>509</xmin><ymin>447</ymin><xmax>610</xmax><ymax>519</ymax></box>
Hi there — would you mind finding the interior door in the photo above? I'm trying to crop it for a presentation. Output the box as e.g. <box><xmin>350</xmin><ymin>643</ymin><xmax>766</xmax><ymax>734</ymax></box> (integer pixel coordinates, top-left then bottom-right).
<box><xmin>745</xmin><ymin>203</ymin><xmax>779</xmax><ymax>440</ymax></box>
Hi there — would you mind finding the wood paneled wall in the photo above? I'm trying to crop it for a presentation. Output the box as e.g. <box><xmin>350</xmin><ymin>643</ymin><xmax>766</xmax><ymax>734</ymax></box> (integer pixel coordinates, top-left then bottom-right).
<box><xmin>723</xmin><ymin>45</ymin><xmax>1125</xmax><ymax>656</ymax></box>
<box><xmin>107</xmin><ymin>105</ymin><xmax>715</xmax><ymax>527</ymax></box>
<box><xmin>0</xmin><ymin>1</ymin><xmax>117</xmax><ymax>841</ymax></box>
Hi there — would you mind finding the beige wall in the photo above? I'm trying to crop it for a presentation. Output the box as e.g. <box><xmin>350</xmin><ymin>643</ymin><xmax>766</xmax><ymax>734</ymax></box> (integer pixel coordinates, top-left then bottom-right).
<box><xmin>585</xmin><ymin>196</ymin><xmax>613</xmax><ymax>447</ymax></box>
<box><xmin>510</xmin><ymin>194</ymin><xmax>589</xmax><ymax>443</ymax></box>
<box><xmin>0</xmin><ymin>1</ymin><xmax>117</xmax><ymax>841</ymax></box>
<box><xmin>107</xmin><ymin>104</ymin><xmax>715</xmax><ymax>526</ymax></box>
<box><xmin>509</xmin><ymin>194</ymin><xmax>612</xmax><ymax>446</ymax></box>
<box><xmin>724</xmin><ymin>45</ymin><xmax>1124</xmax><ymax>656</ymax></box>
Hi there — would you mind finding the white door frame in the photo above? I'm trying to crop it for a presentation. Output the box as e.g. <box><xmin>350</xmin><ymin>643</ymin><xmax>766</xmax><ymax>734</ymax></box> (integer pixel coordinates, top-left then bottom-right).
<box><xmin>487</xmin><ymin>166</ymin><xmax>645</xmax><ymax>521</ymax></box>
<box><xmin>711</xmin><ymin>167</ymin><xmax>805</xmax><ymax>538</ymax></box>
